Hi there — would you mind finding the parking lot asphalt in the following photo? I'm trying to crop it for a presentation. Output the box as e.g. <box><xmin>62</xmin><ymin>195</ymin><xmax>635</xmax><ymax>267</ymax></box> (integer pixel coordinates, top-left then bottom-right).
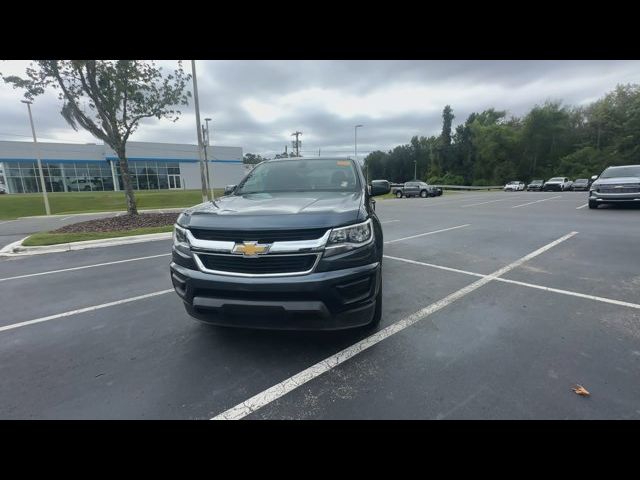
<box><xmin>0</xmin><ymin>191</ymin><xmax>638</xmax><ymax>419</ymax></box>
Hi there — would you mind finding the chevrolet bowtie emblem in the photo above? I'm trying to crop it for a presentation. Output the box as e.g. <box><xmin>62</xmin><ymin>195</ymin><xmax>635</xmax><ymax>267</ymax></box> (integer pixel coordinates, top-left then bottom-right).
<box><xmin>232</xmin><ymin>241</ymin><xmax>270</xmax><ymax>256</ymax></box>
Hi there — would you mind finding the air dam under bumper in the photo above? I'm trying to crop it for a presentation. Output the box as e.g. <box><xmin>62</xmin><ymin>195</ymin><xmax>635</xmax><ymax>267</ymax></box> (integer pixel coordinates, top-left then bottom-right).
<box><xmin>170</xmin><ymin>261</ymin><xmax>380</xmax><ymax>330</ymax></box>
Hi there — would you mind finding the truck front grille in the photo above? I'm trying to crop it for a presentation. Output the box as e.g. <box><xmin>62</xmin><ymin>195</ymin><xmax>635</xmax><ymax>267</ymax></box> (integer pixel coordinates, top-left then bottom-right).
<box><xmin>599</xmin><ymin>186</ymin><xmax>640</xmax><ymax>194</ymax></box>
<box><xmin>196</xmin><ymin>253</ymin><xmax>318</xmax><ymax>275</ymax></box>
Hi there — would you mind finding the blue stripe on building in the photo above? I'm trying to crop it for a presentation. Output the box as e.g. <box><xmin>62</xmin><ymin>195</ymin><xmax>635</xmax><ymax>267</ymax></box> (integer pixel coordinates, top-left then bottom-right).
<box><xmin>2</xmin><ymin>157</ymin><xmax>243</xmax><ymax>164</ymax></box>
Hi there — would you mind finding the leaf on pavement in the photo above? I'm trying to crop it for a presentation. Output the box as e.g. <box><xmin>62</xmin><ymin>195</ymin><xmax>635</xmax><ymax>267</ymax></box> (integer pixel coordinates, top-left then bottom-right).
<box><xmin>572</xmin><ymin>384</ymin><xmax>590</xmax><ymax>397</ymax></box>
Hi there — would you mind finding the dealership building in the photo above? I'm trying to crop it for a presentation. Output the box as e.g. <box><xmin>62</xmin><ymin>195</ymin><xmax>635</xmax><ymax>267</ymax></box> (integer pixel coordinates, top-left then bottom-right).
<box><xmin>0</xmin><ymin>140</ymin><xmax>245</xmax><ymax>194</ymax></box>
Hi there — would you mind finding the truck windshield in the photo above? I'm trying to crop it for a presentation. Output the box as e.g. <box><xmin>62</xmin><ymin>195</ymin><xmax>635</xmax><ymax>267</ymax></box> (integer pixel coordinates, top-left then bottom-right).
<box><xmin>600</xmin><ymin>166</ymin><xmax>640</xmax><ymax>178</ymax></box>
<box><xmin>235</xmin><ymin>158</ymin><xmax>360</xmax><ymax>195</ymax></box>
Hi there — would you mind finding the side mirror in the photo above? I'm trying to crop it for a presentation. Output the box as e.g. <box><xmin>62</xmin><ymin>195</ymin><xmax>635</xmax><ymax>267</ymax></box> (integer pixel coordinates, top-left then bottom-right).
<box><xmin>370</xmin><ymin>180</ymin><xmax>391</xmax><ymax>197</ymax></box>
<box><xmin>591</xmin><ymin>175</ymin><xmax>598</xmax><ymax>181</ymax></box>
<box><xmin>224</xmin><ymin>184</ymin><xmax>237</xmax><ymax>195</ymax></box>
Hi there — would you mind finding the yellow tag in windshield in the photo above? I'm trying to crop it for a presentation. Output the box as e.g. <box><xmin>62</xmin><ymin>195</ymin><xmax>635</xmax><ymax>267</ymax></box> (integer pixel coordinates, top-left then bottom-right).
<box><xmin>336</xmin><ymin>161</ymin><xmax>350</xmax><ymax>166</ymax></box>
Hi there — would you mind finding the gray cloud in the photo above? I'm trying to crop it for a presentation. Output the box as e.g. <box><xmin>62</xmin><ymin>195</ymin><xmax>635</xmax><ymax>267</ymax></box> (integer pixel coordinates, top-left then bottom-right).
<box><xmin>1</xmin><ymin>60</ymin><xmax>639</xmax><ymax>158</ymax></box>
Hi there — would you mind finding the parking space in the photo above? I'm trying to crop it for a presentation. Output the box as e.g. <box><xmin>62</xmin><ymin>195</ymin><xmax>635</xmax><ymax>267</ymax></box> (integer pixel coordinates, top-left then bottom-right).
<box><xmin>0</xmin><ymin>191</ymin><xmax>638</xmax><ymax>419</ymax></box>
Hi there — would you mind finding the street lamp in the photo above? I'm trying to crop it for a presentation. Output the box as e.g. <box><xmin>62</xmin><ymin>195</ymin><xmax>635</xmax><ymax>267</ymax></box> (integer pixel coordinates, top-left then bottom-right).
<box><xmin>203</xmin><ymin>118</ymin><xmax>214</xmax><ymax>199</ymax></box>
<box><xmin>21</xmin><ymin>100</ymin><xmax>51</xmax><ymax>215</ymax></box>
<box><xmin>354</xmin><ymin>124</ymin><xmax>364</xmax><ymax>182</ymax></box>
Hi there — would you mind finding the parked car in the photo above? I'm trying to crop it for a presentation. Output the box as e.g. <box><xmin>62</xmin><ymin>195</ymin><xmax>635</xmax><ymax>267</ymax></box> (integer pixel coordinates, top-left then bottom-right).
<box><xmin>393</xmin><ymin>181</ymin><xmax>440</xmax><ymax>198</ymax></box>
<box><xmin>589</xmin><ymin>164</ymin><xmax>640</xmax><ymax>209</ymax></box>
<box><xmin>527</xmin><ymin>179</ymin><xmax>544</xmax><ymax>191</ymax></box>
<box><xmin>170</xmin><ymin>157</ymin><xmax>391</xmax><ymax>330</ymax></box>
<box><xmin>68</xmin><ymin>178</ymin><xmax>100</xmax><ymax>191</ymax></box>
<box><xmin>570</xmin><ymin>178</ymin><xmax>590</xmax><ymax>191</ymax></box>
<box><xmin>504</xmin><ymin>181</ymin><xmax>525</xmax><ymax>191</ymax></box>
<box><xmin>543</xmin><ymin>177</ymin><xmax>571</xmax><ymax>191</ymax></box>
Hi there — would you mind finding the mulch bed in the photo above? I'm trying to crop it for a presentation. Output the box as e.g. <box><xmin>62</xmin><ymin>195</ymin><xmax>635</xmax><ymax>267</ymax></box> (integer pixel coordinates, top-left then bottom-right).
<box><xmin>52</xmin><ymin>213</ymin><xmax>179</xmax><ymax>234</ymax></box>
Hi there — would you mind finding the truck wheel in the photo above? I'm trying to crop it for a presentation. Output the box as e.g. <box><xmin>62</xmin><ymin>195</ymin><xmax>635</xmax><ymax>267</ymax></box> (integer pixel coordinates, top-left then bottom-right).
<box><xmin>588</xmin><ymin>200</ymin><xmax>598</xmax><ymax>209</ymax></box>
<box><xmin>420</xmin><ymin>190</ymin><xmax>427</xmax><ymax>198</ymax></box>
<box><xmin>396</xmin><ymin>191</ymin><xmax>403</xmax><ymax>198</ymax></box>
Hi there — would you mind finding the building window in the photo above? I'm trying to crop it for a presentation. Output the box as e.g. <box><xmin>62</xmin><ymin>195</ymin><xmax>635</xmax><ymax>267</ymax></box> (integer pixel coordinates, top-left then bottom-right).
<box><xmin>2</xmin><ymin>159</ymin><xmax>181</xmax><ymax>193</ymax></box>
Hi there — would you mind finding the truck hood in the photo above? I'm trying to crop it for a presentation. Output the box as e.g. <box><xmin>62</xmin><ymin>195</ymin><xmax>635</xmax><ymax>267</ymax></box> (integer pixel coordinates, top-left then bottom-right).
<box><xmin>593</xmin><ymin>177</ymin><xmax>640</xmax><ymax>186</ymax></box>
<box><xmin>179</xmin><ymin>191</ymin><xmax>365</xmax><ymax>230</ymax></box>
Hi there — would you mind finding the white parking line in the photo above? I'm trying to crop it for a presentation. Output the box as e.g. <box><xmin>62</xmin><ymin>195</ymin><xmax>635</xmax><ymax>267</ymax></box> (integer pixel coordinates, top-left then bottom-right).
<box><xmin>211</xmin><ymin>231</ymin><xmax>577</xmax><ymax>420</ymax></box>
<box><xmin>0</xmin><ymin>253</ymin><xmax>171</xmax><ymax>283</ymax></box>
<box><xmin>576</xmin><ymin>203</ymin><xmax>589</xmax><ymax>210</ymax></box>
<box><xmin>461</xmin><ymin>197</ymin><xmax>523</xmax><ymax>208</ymax></box>
<box><xmin>384</xmin><ymin>224</ymin><xmax>470</xmax><ymax>244</ymax></box>
<box><xmin>384</xmin><ymin>251</ymin><xmax>640</xmax><ymax>310</ymax></box>
<box><xmin>0</xmin><ymin>289</ymin><xmax>174</xmax><ymax>333</ymax></box>
<box><xmin>511</xmin><ymin>196</ymin><xmax>562</xmax><ymax>209</ymax></box>
<box><xmin>0</xmin><ymin>220</ymin><xmax>18</xmax><ymax>225</ymax></box>
<box><xmin>381</xmin><ymin>220</ymin><xmax>399</xmax><ymax>224</ymax></box>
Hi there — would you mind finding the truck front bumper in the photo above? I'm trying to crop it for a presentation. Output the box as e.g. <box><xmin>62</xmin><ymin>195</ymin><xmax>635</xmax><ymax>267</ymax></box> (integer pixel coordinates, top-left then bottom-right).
<box><xmin>170</xmin><ymin>261</ymin><xmax>381</xmax><ymax>330</ymax></box>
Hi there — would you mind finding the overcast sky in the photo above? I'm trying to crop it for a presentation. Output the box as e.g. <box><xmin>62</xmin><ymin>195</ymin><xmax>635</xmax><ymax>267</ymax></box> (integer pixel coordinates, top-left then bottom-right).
<box><xmin>1</xmin><ymin>60</ymin><xmax>639</xmax><ymax>159</ymax></box>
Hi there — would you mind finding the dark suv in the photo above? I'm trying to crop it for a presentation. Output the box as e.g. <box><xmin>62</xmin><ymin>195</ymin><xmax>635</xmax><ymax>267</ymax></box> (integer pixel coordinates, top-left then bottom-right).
<box><xmin>170</xmin><ymin>157</ymin><xmax>390</xmax><ymax>330</ymax></box>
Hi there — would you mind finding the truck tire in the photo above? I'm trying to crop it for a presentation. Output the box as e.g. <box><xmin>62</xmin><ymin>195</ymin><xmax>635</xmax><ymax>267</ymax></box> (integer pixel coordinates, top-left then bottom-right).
<box><xmin>588</xmin><ymin>200</ymin><xmax>598</xmax><ymax>209</ymax></box>
<box><xmin>396</xmin><ymin>191</ymin><xmax>403</xmax><ymax>198</ymax></box>
<box><xmin>420</xmin><ymin>190</ymin><xmax>427</xmax><ymax>198</ymax></box>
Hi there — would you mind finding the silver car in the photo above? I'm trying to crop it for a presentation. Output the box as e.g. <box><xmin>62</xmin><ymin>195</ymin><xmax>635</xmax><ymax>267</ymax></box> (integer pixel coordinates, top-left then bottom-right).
<box><xmin>589</xmin><ymin>165</ymin><xmax>640</xmax><ymax>209</ymax></box>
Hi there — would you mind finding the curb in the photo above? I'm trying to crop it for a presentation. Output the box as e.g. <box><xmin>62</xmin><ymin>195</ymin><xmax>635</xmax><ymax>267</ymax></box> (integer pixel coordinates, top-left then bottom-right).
<box><xmin>16</xmin><ymin>207</ymin><xmax>186</xmax><ymax>220</ymax></box>
<box><xmin>0</xmin><ymin>232</ymin><xmax>172</xmax><ymax>257</ymax></box>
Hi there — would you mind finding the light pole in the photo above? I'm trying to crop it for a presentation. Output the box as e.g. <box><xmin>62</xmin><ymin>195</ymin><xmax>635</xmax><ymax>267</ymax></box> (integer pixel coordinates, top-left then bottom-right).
<box><xmin>191</xmin><ymin>60</ymin><xmax>209</xmax><ymax>202</ymax></box>
<box><xmin>21</xmin><ymin>100</ymin><xmax>51</xmax><ymax>215</ymax></box>
<box><xmin>204</xmin><ymin>117</ymin><xmax>214</xmax><ymax>200</ymax></box>
<box><xmin>354</xmin><ymin>124</ymin><xmax>364</xmax><ymax>182</ymax></box>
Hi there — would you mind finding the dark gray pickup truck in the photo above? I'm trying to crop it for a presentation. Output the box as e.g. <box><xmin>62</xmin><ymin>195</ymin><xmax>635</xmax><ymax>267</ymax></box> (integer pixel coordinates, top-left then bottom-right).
<box><xmin>392</xmin><ymin>181</ymin><xmax>442</xmax><ymax>198</ymax></box>
<box><xmin>170</xmin><ymin>157</ymin><xmax>391</xmax><ymax>330</ymax></box>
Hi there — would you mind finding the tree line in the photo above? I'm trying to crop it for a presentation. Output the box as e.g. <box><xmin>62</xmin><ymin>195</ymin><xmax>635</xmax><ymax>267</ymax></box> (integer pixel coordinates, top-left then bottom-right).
<box><xmin>364</xmin><ymin>83</ymin><xmax>640</xmax><ymax>185</ymax></box>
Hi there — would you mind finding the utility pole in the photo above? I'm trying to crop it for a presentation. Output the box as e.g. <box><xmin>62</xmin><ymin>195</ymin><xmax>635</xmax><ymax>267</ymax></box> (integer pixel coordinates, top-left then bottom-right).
<box><xmin>21</xmin><ymin>100</ymin><xmax>50</xmax><ymax>215</ymax></box>
<box><xmin>204</xmin><ymin>118</ymin><xmax>214</xmax><ymax>200</ymax></box>
<box><xmin>318</xmin><ymin>148</ymin><xmax>321</xmax><ymax>157</ymax></box>
<box><xmin>355</xmin><ymin>124</ymin><xmax>364</xmax><ymax>182</ymax></box>
<box><xmin>414</xmin><ymin>159</ymin><xmax>417</xmax><ymax>180</ymax></box>
<box><xmin>191</xmin><ymin>60</ymin><xmax>209</xmax><ymax>202</ymax></box>
<box><xmin>291</xmin><ymin>131</ymin><xmax>302</xmax><ymax>157</ymax></box>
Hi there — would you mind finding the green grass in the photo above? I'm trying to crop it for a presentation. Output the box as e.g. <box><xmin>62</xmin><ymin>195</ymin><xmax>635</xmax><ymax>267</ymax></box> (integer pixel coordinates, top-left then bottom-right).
<box><xmin>22</xmin><ymin>225</ymin><xmax>174</xmax><ymax>246</ymax></box>
<box><xmin>0</xmin><ymin>189</ymin><xmax>224</xmax><ymax>220</ymax></box>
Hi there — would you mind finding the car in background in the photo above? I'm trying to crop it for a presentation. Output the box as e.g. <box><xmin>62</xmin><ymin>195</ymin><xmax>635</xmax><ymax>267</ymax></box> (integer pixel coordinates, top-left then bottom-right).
<box><xmin>543</xmin><ymin>177</ymin><xmax>571</xmax><ymax>191</ymax></box>
<box><xmin>589</xmin><ymin>164</ymin><xmax>640</xmax><ymax>209</ymax></box>
<box><xmin>504</xmin><ymin>181</ymin><xmax>525</xmax><ymax>191</ymax></box>
<box><xmin>527</xmin><ymin>179</ymin><xmax>544</xmax><ymax>191</ymax></box>
<box><xmin>68</xmin><ymin>178</ymin><xmax>101</xmax><ymax>191</ymax></box>
<box><xmin>0</xmin><ymin>187</ymin><xmax>6</xmax><ymax>194</ymax></box>
<box><xmin>393</xmin><ymin>181</ymin><xmax>441</xmax><ymax>198</ymax></box>
<box><xmin>570</xmin><ymin>178</ymin><xmax>590</xmax><ymax>191</ymax></box>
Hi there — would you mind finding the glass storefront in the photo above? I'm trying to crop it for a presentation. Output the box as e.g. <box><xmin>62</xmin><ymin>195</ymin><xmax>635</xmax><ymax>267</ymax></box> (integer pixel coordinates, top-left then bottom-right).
<box><xmin>114</xmin><ymin>161</ymin><xmax>180</xmax><ymax>191</ymax></box>
<box><xmin>2</xmin><ymin>160</ymin><xmax>180</xmax><ymax>193</ymax></box>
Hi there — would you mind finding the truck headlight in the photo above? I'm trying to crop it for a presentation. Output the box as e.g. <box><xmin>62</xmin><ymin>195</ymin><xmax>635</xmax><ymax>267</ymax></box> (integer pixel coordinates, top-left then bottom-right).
<box><xmin>325</xmin><ymin>219</ymin><xmax>373</xmax><ymax>256</ymax></box>
<box><xmin>173</xmin><ymin>224</ymin><xmax>190</xmax><ymax>248</ymax></box>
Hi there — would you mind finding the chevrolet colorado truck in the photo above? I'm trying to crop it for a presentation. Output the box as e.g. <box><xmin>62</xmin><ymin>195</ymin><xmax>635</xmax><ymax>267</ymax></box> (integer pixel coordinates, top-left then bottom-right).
<box><xmin>170</xmin><ymin>157</ymin><xmax>391</xmax><ymax>330</ymax></box>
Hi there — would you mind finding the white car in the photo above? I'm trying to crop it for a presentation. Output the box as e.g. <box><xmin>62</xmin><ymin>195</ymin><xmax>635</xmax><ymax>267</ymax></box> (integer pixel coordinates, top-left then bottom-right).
<box><xmin>504</xmin><ymin>181</ymin><xmax>525</xmax><ymax>191</ymax></box>
<box><xmin>543</xmin><ymin>177</ymin><xmax>571</xmax><ymax>191</ymax></box>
